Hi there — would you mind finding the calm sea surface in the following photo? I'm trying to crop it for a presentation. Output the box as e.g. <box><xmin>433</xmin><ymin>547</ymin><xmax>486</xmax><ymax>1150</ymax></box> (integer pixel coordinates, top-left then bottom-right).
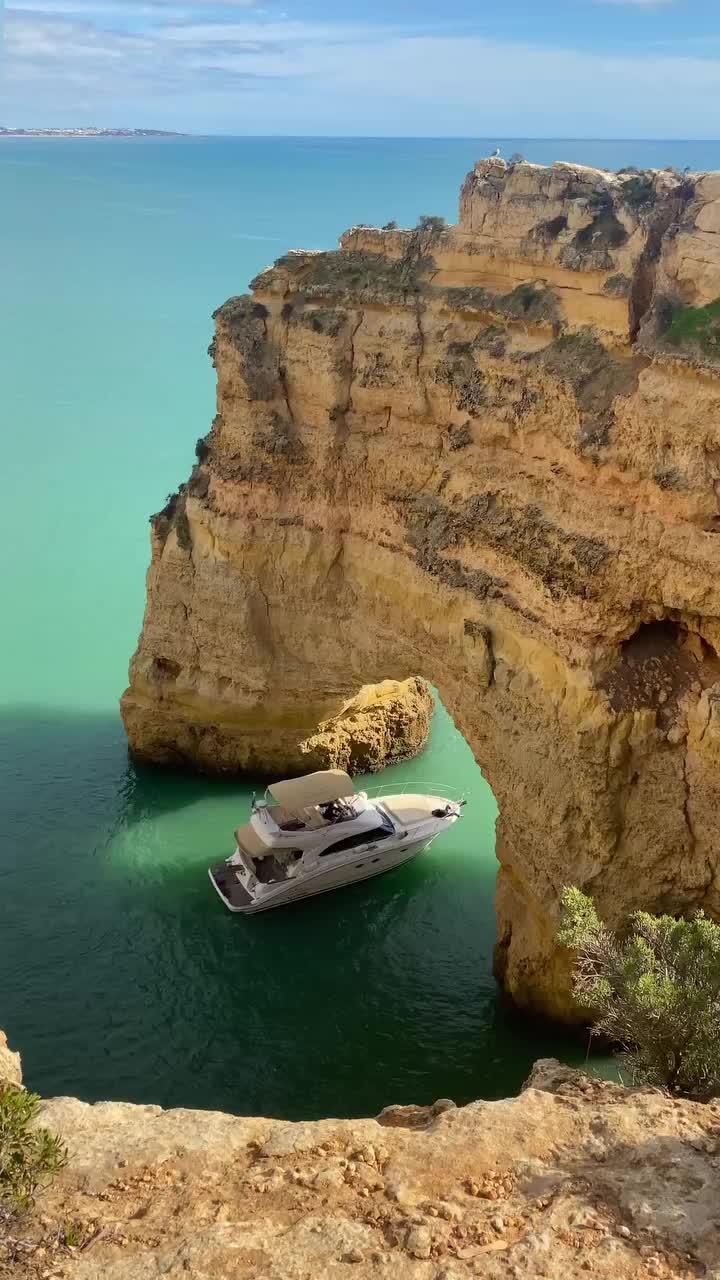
<box><xmin>2</xmin><ymin>137</ymin><xmax>718</xmax><ymax>1118</ymax></box>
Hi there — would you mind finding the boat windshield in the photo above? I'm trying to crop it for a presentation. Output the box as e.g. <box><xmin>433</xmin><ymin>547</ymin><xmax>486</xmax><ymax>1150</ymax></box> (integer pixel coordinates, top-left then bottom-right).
<box><xmin>378</xmin><ymin>810</ymin><xmax>395</xmax><ymax>835</ymax></box>
<box><xmin>318</xmin><ymin>797</ymin><xmax>358</xmax><ymax>823</ymax></box>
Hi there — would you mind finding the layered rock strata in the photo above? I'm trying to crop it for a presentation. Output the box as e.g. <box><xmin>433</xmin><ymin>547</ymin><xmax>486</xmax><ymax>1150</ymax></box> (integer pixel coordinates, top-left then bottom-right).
<box><xmin>122</xmin><ymin>672</ymin><xmax>432</xmax><ymax>776</ymax></box>
<box><xmin>123</xmin><ymin>159</ymin><xmax>720</xmax><ymax>1017</ymax></box>
<box><xmin>4</xmin><ymin>1035</ymin><xmax>718</xmax><ymax>1280</ymax></box>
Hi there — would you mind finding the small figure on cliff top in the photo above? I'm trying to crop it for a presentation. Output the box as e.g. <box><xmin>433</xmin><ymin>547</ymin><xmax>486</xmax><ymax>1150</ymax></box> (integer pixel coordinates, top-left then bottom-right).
<box><xmin>491</xmin><ymin>147</ymin><xmax>502</xmax><ymax>159</ymax></box>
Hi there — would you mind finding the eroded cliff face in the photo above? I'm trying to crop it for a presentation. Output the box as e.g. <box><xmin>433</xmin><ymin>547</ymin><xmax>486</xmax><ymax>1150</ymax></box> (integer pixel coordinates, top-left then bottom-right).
<box><xmin>121</xmin><ymin>671</ymin><xmax>432</xmax><ymax>777</ymax></box>
<box><xmin>122</xmin><ymin>159</ymin><xmax>720</xmax><ymax>1018</ymax></box>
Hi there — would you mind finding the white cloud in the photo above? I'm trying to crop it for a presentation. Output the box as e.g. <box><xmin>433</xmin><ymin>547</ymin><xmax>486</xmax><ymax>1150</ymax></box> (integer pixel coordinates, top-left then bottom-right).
<box><xmin>1</xmin><ymin>9</ymin><xmax>719</xmax><ymax>136</ymax></box>
<box><xmin>160</xmin><ymin>21</ymin><xmax>391</xmax><ymax>44</ymax></box>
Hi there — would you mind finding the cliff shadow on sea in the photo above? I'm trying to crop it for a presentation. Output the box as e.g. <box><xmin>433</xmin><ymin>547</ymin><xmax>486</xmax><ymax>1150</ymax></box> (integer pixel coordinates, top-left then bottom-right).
<box><xmin>0</xmin><ymin>701</ymin><xmax>591</xmax><ymax>1118</ymax></box>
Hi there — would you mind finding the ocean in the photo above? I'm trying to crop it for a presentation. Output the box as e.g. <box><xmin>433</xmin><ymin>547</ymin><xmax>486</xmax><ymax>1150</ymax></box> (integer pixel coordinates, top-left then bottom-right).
<box><xmin>2</xmin><ymin>136</ymin><xmax>717</xmax><ymax>1118</ymax></box>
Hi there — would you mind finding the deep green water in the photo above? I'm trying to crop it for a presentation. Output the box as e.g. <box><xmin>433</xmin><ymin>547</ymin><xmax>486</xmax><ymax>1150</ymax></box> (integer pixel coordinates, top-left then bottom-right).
<box><xmin>4</xmin><ymin>136</ymin><xmax>714</xmax><ymax>1116</ymax></box>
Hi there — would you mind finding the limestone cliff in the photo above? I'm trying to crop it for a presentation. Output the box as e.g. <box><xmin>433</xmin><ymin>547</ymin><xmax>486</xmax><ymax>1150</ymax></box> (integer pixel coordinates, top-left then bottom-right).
<box><xmin>3</xmin><ymin>1034</ymin><xmax>718</xmax><ymax>1280</ymax></box>
<box><xmin>122</xmin><ymin>671</ymin><xmax>432</xmax><ymax>777</ymax></box>
<box><xmin>122</xmin><ymin>158</ymin><xmax>720</xmax><ymax>1018</ymax></box>
<box><xmin>0</xmin><ymin>1030</ymin><xmax>21</xmax><ymax>1088</ymax></box>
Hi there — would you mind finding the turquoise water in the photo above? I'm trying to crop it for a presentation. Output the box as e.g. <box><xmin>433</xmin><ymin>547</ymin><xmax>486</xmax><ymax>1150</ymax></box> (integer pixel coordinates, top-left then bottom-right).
<box><xmin>2</xmin><ymin>136</ymin><xmax>717</xmax><ymax>1117</ymax></box>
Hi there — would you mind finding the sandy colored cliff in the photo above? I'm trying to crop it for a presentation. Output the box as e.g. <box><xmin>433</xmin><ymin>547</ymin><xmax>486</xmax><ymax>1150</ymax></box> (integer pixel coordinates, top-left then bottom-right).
<box><xmin>122</xmin><ymin>158</ymin><xmax>720</xmax><ymax>1018</ymax></box>
<box><xmin>2</xmin><ymin>1034</ymin><xmax>718</xmax><ymax>1280</ymax></box>
<box><xmin>121</xmin><ymin>672</ymin><xmax>432</xmax><ymax>777</ymax></box>
<box><xmin>0</xmin><ymin>1030</ymin><xmax>21</xmax><ymax>1088</ymax></box>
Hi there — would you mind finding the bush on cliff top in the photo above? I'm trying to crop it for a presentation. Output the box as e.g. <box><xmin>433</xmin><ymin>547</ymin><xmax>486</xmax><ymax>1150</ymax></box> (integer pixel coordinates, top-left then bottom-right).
<box><xmin>0</xmin><ymin>1085</ymin><xmax>67</xmax><ymax>1211</ymax></box>
<box><xmin>559</xmin><ymin>887</ymin><xmax>720</xmax><ymax>1099</ymax></box>
<box><xmin>276</xmin><ymin>249</ymin><xmax>433</xmax><ymax>302</ymax></box>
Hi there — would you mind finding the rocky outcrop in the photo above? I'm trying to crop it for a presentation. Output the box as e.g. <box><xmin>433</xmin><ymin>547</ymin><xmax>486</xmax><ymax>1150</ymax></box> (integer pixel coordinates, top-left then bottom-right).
<box><xmin>122</xmin><ymin>669</ymin><xmax>432</xmax><ymax>776</ymax></box>
<box><xmin>298</xmin><ymin>677</ymin><xmax>433</xmax><ymax>774</ymax></box>
<box><xmin>0</xmin><ymin>1029</ymin><xmax>21</xmax><ymax>1087</ymax></box>
<box><xmin>8</xmin><ymin>1058</ymin><xmax>720</xmax><ymax>1279</ymax></box>
<box><xmin>122</xmin><ymin>158</ymin><xmax>720</xmax><ymax>1018</ymax></box>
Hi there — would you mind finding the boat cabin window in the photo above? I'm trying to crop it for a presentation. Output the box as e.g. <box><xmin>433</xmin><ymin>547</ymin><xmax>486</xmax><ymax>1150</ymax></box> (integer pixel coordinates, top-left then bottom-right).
<box><xmin>319</xmin><ymin>811</ymin><xmax>394</xmax><ymax>856</ymax></box>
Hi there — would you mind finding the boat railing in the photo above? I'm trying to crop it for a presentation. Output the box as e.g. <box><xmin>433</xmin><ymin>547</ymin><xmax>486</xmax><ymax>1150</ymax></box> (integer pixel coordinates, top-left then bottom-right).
<box><xmin>362</xmin><ymin>782</ymin><xmax>465</xmax><ymax>803</ymax></box>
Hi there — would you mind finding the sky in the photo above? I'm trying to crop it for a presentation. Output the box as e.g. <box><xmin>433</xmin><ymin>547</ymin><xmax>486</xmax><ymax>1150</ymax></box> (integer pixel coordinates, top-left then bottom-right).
<box><xmin>1</xmin><ymin>0</ymin><xmax>719</xmax><ymax>136</ymax></box>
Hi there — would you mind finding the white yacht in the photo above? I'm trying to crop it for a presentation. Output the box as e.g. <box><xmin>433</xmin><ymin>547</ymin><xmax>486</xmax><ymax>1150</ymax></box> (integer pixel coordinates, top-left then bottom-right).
<box><xmin>208</xmin><ymin>769</ymin><xmax>465</xmax><ymax>913</ymax></box>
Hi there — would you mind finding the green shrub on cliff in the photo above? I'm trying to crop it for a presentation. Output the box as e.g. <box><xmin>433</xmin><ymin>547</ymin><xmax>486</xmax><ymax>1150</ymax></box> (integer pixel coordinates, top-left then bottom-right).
<box><xmin>559</xmin><ymin>887</ymin><xmax>720</xmax><ymax>1099</ymax></box>
<box><xmin>0</xmin><ymin>1085</ymin><xmax>67</xmax><ymax>1210</ymax></box>
<box><xmin>415</xmin><ymin>214</ymin><xmax>446</xmax><ymax>236</ymax></box>
<box><xmin>281</xmin><ymin>249</ymin><xmax>432</xmax><ymax>302</ymax></box>
<box><xmin>665</xmin><ymin>298</ymin><xmax>720</xmax><ymax>361</ymax></box>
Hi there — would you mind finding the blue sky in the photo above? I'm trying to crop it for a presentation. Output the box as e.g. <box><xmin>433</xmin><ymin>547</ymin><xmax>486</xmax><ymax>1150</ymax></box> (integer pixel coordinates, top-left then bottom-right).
<box><xmin>1</xmin><ymin>0</ymin><xmax>719</xmax><ymax>135</ymax></box>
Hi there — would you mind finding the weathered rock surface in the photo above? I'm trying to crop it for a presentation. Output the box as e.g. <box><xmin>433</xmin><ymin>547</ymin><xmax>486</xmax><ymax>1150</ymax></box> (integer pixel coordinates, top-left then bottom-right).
<box><xmin>122</xmin><ymin>158</ymin><xmax>720</xmax><ymax>1017</ymax></box>
<box><xmin>298</xmin><ymin>677</ymin><xmax>433</xmax><ymax>773</ymax></box>
<box><xmin>7</xmin><ymin>1059</ymin><xmax>720</xmax><ymax>1279</ymax></box>
<box><xmin>123</xmin><ymin>668</ymin><xmax>432</xmax><ymax>776</ymax></box>
<box><xmin>0</xmin><ymin>1029</ymin><xmax>21</xmax><ymax>1087</ymax></box>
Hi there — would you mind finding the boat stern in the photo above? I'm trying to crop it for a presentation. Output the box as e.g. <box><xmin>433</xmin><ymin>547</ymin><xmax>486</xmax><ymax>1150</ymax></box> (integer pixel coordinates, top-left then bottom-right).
<box><xmin>208</xmin><ymin>860</ymin><xmax>256</xmax><ymax>912</ymax></box>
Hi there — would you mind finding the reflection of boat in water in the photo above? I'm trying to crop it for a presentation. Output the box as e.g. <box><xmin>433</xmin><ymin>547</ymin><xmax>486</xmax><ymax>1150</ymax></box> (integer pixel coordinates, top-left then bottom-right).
<box><xmin>208</xmin><ymin>769</ymin><xmax>466</xmax><ymax>914</ymax></box>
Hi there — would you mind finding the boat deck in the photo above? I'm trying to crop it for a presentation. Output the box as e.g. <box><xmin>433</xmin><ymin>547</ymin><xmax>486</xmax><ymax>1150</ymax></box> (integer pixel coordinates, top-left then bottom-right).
<box><xmin>209</xmin><ymin>863</ymin><xmax>253</xmax><ymax>909</ymax></box>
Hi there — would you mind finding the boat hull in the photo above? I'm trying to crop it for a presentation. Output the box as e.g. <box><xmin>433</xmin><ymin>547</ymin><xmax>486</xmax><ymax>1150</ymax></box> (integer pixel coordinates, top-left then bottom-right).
<box><xmin>209</xmin><ymin>835</ymin><xmax>433</xmax><ymax>914</ymax></box>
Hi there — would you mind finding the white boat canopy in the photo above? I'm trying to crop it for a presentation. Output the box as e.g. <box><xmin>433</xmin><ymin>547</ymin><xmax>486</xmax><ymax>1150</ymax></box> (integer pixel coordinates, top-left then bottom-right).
<box><xmin>234</xmin><ymin>822</ymin><xmax>270</xmax><ymax>857</ymax></box>
<box><xmin>268</xmin><ymin>769</ymin><xmax>354</xmax><ymax>812</ymax></box>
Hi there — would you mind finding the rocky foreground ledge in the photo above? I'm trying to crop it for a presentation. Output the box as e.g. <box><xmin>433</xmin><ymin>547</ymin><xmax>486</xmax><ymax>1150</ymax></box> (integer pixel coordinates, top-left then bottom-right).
<box><xmin>3</xmin><ymin>1037</ymin><xmax>719</xmax><ymax>1279</ymax></box>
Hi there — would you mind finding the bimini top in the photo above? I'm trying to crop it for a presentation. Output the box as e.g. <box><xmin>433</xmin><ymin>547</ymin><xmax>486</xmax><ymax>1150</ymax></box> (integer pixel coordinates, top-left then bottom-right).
<box><xmin>234</xmin><ymin>822</ymin><xmax>269</xmax><ymax>857</ymax></box>
<box><xmin>268</xmin><ymin>769</ymin><xmax>354</xmax><ymax>812</ymax></box>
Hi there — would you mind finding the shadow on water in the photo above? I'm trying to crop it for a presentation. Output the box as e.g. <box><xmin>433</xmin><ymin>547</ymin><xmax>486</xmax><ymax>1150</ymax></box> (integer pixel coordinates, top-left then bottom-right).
<box><xmin>0</xmin><ymin>703</ymin><xmax>591</xmax><ymax>1119</ymax></box>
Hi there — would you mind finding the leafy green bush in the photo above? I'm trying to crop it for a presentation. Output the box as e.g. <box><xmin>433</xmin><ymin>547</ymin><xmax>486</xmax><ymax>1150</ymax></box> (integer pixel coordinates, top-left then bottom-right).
<box><xmin>558</xmin><ymin>887</ymin><xmax>720</xmax><ymax>1099</ymax></box>
<box><xmin>415</xmin><ymin>214</ymin><xmax>446</xmax><ymax>237</ymax></box>
<box><xmin>665</xmin><ymin>298</ymin><xmax>720</xmax><ymax>361</ymax></box>
<box><xmin>0</xmin><ymin>1086</ymin><xmax>67</xmax><ymax>1210</ymax></box>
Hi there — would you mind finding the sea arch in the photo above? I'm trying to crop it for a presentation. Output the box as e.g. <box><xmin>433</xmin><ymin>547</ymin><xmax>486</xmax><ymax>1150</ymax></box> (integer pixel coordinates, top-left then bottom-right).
<box><xmin>122</xmin><ymin>161</ymin><xmax>720</xmax><ymax>1019</ymax></box>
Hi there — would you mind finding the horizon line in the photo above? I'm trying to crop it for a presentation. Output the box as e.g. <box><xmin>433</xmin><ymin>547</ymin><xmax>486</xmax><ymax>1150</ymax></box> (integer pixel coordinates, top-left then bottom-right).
<box><xmin>5</xmin><ymin>131</ymin><xmax>720</xmax><ymax>144</ymax></box>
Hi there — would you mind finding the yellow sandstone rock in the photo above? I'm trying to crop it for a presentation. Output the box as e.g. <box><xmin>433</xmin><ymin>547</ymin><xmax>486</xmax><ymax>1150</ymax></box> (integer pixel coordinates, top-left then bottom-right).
<box><xmin>0</xmin><ymin>1028</ymin><xmax>21</xmax><ymax>1087</ymax></box>
<box><xmin>7</xmin><ymin>1057</ymin><xmax>715</xmax><ymax>1280</ymax></box>
<box><xmin>299</xmin><ymin>677</ymin><xmax>433</xmax><ymax>774</ymax></box>
<box><xmin>122</xmin><ymin>158</ymin><xmax>720</xmax><ymax>1019</ymax></box>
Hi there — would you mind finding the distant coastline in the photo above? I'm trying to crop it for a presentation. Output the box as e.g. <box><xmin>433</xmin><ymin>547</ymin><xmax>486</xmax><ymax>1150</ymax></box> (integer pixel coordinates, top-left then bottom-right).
<box><xmin>0</xmin><ymin>127</ymin><xmax>185</xmax><ymax>139</ymax></box>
